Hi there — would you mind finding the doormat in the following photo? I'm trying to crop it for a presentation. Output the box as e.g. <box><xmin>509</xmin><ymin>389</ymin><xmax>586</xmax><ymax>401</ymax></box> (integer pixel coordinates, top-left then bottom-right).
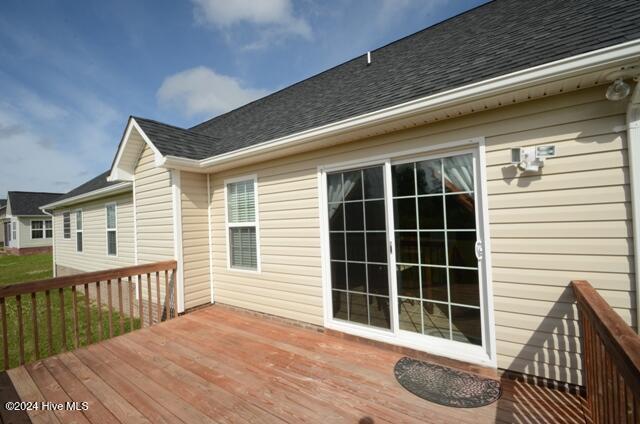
<box><xmin>394</xmin><ymin>357</ymin><xmax>501</xmax><ymax>408</ymax></box>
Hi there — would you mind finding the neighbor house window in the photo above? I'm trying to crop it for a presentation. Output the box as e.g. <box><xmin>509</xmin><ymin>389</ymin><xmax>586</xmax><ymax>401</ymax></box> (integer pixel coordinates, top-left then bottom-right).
<box><xmin>106</xmin><ymin>203</ymin><xmax>117</xmax><ymax>256</ymax></box>
<box><xmin>31</xmin><ymin>220</ymin><xmax>51</xmax><ymax>239</ymax></box>
<box><xmin>63</xmin><ymin>212</ymin><xmax>71</xmax><ymax>239</ymax></box>
<box><xmin>10</xmin><ymin>222</ymin><xmax>16</xmax><ymax>240</ymax></box>
<box><xmin>226</xmin><ymin>177</ymin><xmax>259</xmax><ymax>270</ymax></box>
<box><xmin>75</xmin><ymin>210</ymin><xmax>83</xmax><ymax>252</ymax></box>
<box><xmin>31</xmin><ymin>220</ymin><xmax>44</xmax><ymax>239</ymax></box>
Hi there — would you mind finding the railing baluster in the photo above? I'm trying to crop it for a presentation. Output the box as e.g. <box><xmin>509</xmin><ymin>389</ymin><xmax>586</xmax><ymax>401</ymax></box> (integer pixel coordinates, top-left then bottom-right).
<box><xmin>59</xmin><ymin>288</ymin><xmax>66</xmax><ymax>351</ymax></box>
<box><xmin>45</xmin><ymin>290</ymin><xmax>53</xmax><ymax>356</ymax></box>
<box><xmin>138</xmin><ymin>275</ymin><xmax>143</xmax><ymax>327</ymax></box>
<box><xmin>0</xmin><ymin>298</ymin><xmax>8</xmax><ymax>369</ymax></box>
<box><xmin>31</xmin><ymin>293</ymin><xmax>39</xmax><ymax>360</ymax></box>
<box><xmin>173</xmin><ymin>268</ymin><xmax>178</xmax><ymax>318</ymax></box>
<box><xmin>72</xmin><ymin>286</ymin><xmax>79</xmax><ymax>348</ymax></box>
<box><xmin>128</xmin><ymin>276</ymin><xmax>134</xmax><ymax>332</ymax></box>
<box><xmin>118</xmin><ymin>277</ymin><xmax>124</xmax><ymax>335</ymax></box>
<box><xmin>84</xmin><ymin>283</ymin><xmax>91</xmax><ymax>344</ymax></box>
<box><xmin>155</xmin><ymin>272</ymin><xmax>161</xmax><ymax>324</ymax></box>
<box><xmin>16</xmin><ymin>295</ymin><xmax>24</xmax><ymax>365</ymax></box>
<box><xmin>96</xmin><ymin>281</ymin><xmax>102</xmax><ymax>342</ymax></box>
<box><xmin>107</xmin><ymin>279</ymin><xmax>113</xmax><ymax>338</ymax></box>
<box><xmin>147</xmin><ymin>273</ymin><xmax>152</xmax><ymax>325</ymax></box>
<box><xmin>164</xmin><ymin>270</ymin><xmax>169</xmax><ymax>321</ymax></box>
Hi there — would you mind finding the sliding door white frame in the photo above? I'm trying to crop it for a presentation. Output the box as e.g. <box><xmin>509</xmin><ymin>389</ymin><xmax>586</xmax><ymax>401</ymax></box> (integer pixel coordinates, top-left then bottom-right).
<box><xmin>318</xmin><ymin>136</ymin><xmax>496</xmax><ymax>368</ymax></box>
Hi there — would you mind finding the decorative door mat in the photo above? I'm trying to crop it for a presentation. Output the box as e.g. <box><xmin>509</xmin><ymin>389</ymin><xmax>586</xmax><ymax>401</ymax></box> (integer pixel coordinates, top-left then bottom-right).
<box><xmin>394</xmin><ymin>357</ymin><xmax>501</xmax><ymax>408</ymax></box>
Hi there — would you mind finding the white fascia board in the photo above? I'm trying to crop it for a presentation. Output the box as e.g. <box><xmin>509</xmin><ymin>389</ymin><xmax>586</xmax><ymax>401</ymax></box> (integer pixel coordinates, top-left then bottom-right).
<box><xmin>40</xmin><ymin>182</ymin><xmax>132</xmax><ymax>210</ymax></box>
<box><xmin>108</xmin><ymin>118</ymin><xmax>164</xmax><ymax>182</ymax></box>
<box><xmin>161</xmin><ymin>39</ymin><xmax>640</xmax><ymax>172</ymax></box>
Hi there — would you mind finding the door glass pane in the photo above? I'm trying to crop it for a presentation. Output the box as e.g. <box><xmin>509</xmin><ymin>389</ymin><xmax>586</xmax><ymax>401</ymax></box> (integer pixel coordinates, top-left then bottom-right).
<box><xmin>327</xmin><ymin>166</ymin><xmax>390</xmax><ymax>330</ymax></box>
<box><xmin>416</xmin><ymin>159</ymin><xmax>442</xmax><ymax>195</ymax></box>
<box><xmin>423</xmin><ymin>301</ymin><xmax>450</xmax><ymax>339</ymax></box>
<box><xmin>450</xmin><ymin>305</ymin><xmax>482</xmax><ymax>346</ymax></box>
<box><xmin>392</xmin><ymin>153</ymin><xmax>482</xmax><ymax>346</ymax></box>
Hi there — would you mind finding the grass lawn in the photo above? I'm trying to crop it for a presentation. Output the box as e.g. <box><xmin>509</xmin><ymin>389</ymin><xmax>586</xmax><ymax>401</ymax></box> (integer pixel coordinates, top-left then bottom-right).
<box><xmin>0</xmin><ymin>253</ymin><xmax>139</xmax><ymax>369</ymax></box>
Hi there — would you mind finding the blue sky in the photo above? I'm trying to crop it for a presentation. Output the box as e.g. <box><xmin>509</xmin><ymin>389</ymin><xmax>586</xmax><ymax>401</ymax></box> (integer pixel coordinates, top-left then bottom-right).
<box><xmin>0</xmin><ymin>0</ymin><xmax>487</xmax><ymax>195</ymax></box>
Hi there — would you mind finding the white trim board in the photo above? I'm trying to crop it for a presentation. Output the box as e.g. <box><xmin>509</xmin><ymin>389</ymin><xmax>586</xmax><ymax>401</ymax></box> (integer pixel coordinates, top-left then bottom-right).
<box><xmin>171</xmin><ymin>170</ymin><xmax>185</xmax><ymax>313</ymax></box>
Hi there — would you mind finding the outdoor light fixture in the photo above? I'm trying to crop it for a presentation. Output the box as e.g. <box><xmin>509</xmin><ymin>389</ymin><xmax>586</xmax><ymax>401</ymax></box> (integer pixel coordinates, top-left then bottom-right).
<box><xmin>606</xmin><ymin>78</ymin><xmax>631</xmax><ymax>101</ymax></box>
<box><xmin>511</xmin><ymin>145</ymin><xmax>556</xmax><ymax>172</ymax></box>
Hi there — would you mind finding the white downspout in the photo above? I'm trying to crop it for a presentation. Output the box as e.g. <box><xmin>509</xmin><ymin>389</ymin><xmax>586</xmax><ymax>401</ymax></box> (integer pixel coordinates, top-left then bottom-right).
<box><xmin>42</xmin><ymin>209</ymin><xmax>55</xmax><ymax>277</ymax></box>
<box><xmin>626</xmin><ymin>80</ymin><xmax>640</xmax><ymax>332</ymax></box>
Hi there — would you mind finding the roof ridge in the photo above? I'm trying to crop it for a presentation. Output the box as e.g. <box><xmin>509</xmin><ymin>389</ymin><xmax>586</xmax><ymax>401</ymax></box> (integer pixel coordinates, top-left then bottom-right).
<box><xmin>190</xmin><ymin>0</ymin><xmax>496</xmax><ymax>132</ymax></box>
<box><xmin>8</xmin><ymin>191</ymin><xmax>64</xmax><ymax>195</ymax></box>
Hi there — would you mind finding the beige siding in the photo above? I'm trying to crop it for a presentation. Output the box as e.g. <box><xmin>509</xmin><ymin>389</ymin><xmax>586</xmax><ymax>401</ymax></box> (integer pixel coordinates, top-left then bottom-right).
<box><xmin>18</xmin><ymin>217</ymin><xmax>53</xmax><ymax>248</ymax></box>
<box><xmin>209</xmin><ymin>85</ymin><xmax>634</xmax><ymax>385</ymax></box>
<box><xmin>134</xmin><ymin>145</ymin><xmax>174</xmax><ymax>263</ymax></box>
<box><xmin>53</xmin><ymin>192</ymin><xmax>135</xmax><ymax>272</ymax></box>
<box><xmin>180</xmin><ymin>172</ymin><xmax>211</xmax><ymax>309</ymax></box>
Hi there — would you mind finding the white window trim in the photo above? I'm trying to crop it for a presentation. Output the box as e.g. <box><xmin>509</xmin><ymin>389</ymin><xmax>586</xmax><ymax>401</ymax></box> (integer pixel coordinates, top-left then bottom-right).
<box><xmin>63</xmin><ymin>211</ymin><xmax>71</xmax><ymax>239</ymax></box>
<box><xmin>75</xmin><ymin>209</ymin><xmax>83</xmax><ymax>253</ymax></box>
<box><xmin>105</xmin><ymin>202</ymin><xmax>118</xmax><ymax>257</ymax></box>
<box><xmin>224</xmin><ymin>174</ymin><xmax>261</xmax><ymax>273</ymax></box>
<box><xmin>317</xmin><ymin>136</ymin><xmax>496</xmax><ymax>368</ymax></box>
<box><xmin>30</xmin><ymin>219</ymin><xmax>45</xmax><ymax>240</ymax></box>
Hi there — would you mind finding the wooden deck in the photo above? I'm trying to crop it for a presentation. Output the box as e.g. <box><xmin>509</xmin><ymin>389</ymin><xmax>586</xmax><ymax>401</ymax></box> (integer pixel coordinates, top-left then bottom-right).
<box><xmin>2</xmin><ymin>305</ymin><xmax>590</xmax><ymax>423</ymax></box>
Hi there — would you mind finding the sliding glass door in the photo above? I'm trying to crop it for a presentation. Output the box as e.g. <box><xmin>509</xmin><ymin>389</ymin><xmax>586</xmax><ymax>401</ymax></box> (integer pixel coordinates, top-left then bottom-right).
<box><xmin>391</xmin><ymin>153</ymin><xmax>481</xmax><ymax>346</ymax></box>
<box><xmin>327</xmin><ymin>165</ymin><xmax>391</xmax><ymax>329</ymax></box>
<box><xmin>325</xmin><ymin>150</ymin><xmax>486</xmax><ymax>356</ymax></box>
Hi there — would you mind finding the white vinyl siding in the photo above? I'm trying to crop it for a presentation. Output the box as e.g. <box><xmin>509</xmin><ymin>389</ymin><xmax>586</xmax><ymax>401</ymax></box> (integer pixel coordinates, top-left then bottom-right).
<box><xmin>52</xmin><ymin>193</ymin><xmax>135</xmax><ymax>272</ymax></box>
<box><xmin>209</xmin><ymin>85</ymin><xmax>633</xmax><ymax>385</ymax></box>
<box><xmin>134</xmin><ymin>144</ymin><xmax>174</xmax><ymax>264</ymax></box>
<box><xmin>180</xmin><ymin>172</ymin><xmax>211</xmax><ymax>309</ymax></box>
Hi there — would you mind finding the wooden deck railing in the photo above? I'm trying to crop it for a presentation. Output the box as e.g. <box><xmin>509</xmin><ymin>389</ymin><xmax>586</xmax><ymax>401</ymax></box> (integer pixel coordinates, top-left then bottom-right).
<box><xmin>0</xmin><ymin>260</ymin><xmax>178</xmax><ymax>371</ymax></box>
<box><xmin>571</xmin><ymin>280</ymin><xmax>640</xmax><ymax>423</ymax></box>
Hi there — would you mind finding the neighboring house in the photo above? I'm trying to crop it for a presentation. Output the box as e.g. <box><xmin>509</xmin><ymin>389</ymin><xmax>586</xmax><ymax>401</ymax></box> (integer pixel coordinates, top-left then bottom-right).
<box><xmin>3</xmin><ymin>192</ymin><xmax>62</xmax><ymax>255</ymax></box>
<box><xmin>41</xmin><ymin>0</ymin><xmax>640</xmax><ymax>389</ymax></box>
<box><xmin>0</xmin><ymin>199</ymin><xmax>6</xmax><ymax>247</ymax></box>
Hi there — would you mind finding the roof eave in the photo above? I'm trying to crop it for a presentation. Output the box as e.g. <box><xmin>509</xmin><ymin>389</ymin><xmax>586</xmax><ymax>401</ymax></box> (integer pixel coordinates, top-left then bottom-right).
<box><xmin>161</xmin><ymin>38</ymin><xmax>640</xmax><ymax>173</ymax></box>
<box><xmin>40</xmin><ymin>182</ymin><xmax>133</xmax><ymax>210</ymax></box>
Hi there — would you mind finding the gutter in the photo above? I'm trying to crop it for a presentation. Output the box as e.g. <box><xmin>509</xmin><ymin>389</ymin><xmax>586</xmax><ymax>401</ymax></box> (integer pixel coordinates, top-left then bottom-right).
<box><xmin>626</xmin><ymin>80</ymin><xmax>640</xmax><ymax>332</ymax></box>
<box><xmin>40</xmin><ymin>182</ymin><xmax>132</xmax><ymax>210</ymax></box>
<box><xmin>160</xmin><ymin>38</ymin><xmax>640</xmax><ymax>172</ymax></box>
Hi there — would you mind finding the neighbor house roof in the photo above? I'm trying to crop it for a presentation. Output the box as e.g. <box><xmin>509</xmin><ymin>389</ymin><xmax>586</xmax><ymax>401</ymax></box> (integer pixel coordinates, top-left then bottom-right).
<box><xmin>7</xmin><ymin>192</ymin><xmax>63</xmax><ymax>216</ymax></box>
<box><xmin>130</xmin><ymin>0</ymin><xmax>640</xmax><ymax>161</ymax></box>
<box><xmin>0</xmin><ymin>199</ymin><xmax>6</xmax><ymax>210</ymax></box>
<box><xmin>41</xmin><ymin>171</ymin><xmax>132</xmax><ymax>210</ymax></box>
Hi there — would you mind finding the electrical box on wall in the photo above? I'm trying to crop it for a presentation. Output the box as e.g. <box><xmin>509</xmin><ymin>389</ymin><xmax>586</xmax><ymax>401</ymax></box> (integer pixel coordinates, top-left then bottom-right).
<box><xmin>511</xmin><ymin>145</ymin><xmax>556</xmax><ymax>172</ymax></box>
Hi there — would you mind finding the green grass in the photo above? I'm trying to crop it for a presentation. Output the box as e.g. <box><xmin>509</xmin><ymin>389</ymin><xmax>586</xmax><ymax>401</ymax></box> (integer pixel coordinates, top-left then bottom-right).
<box><xmin>0</xmin><ymin>253</ymin><xmax>140</xmax><ymax>369</ymax></box>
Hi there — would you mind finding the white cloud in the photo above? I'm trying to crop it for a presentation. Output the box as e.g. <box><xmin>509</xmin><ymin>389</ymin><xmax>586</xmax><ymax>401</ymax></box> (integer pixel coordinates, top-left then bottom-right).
<box><xmin>157</xmin><ymin>66</ymin><xmax>269</xmax><ymax>117</ymax></box>
<box><xmin>191</xmin><ymin>0</ymin><xmax>312</xmax><ymax>43</ymax></box>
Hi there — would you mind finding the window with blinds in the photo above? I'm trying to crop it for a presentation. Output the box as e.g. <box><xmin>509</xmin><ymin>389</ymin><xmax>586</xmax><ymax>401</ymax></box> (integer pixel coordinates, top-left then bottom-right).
<box><xmin>63</xmin><ymin>212</ymin><xmax>71</xmax><ymax>239</ymax></box>
<box><xmin>76</xmin><ymin>210</ymin><xmax>83</xmax><ymax>253</ymax></box>
<box><xmin>106</xmin><ymin>203</ymin><xmax>117</xmax><ymax>256</ymax></box>
<box><xmin>226</xmin><ymin>177</ymin><xmax>259</xmax><ymax>270</ymax></box>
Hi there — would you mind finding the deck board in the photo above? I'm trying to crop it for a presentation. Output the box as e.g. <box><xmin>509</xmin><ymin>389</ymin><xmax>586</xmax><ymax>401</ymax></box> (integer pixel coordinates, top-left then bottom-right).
<box><xmin>4</xmin><ymin>305</ymin><xmax>590</xmax><ymax>423</ymax></box>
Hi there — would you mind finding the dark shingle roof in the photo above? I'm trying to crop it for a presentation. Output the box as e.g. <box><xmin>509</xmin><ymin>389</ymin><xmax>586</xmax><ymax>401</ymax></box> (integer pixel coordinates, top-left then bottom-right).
<box><xmin>133</xmin><ymin>117</ymin><xmax>220</xmax><ymax>159</ymax></box>
<box><xmin>52</xmin><ymin>170</ymin><xmax>129</xmax><ymax>205</ymax></box>
<box><xmin>8</xmin><ymin>192</ymin><xmax>63</xmax><ymax>216</ymax></box>
<box><xmin>139</xmin><ymin>0</ymin><xmax>640</xmax><ymax>160</ymax></box>
<box><xmin>0</xmin><ymin>199</ymin><xmax>6</xmax><ymax>209</ymax></box>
